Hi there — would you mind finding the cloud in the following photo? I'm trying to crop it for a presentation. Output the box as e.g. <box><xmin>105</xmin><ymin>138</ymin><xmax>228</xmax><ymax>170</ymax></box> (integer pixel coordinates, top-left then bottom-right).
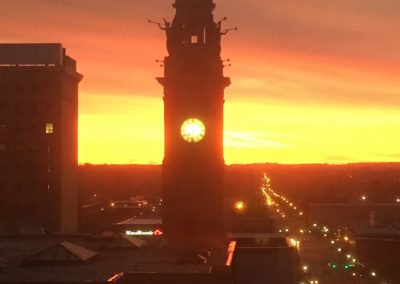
<box><xmin>219</xmin><ymin>0</ymin><xmax>400</xmax><ymax>63</ymax></box>
<box><xmin>224</xmin><ymin>131</ymin><xmax>285</xmax><ymax>149</ymax></box>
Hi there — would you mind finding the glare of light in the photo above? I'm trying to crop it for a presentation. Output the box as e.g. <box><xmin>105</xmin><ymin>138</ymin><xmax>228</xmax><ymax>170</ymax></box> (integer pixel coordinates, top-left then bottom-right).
<box><xmin>110</xmin><ymin>202</ymin><xmax>115</xmax><ymax>207</ymax></box>
<box><xmin>370</xmin><ymin>271</ymin><xmax>376</xmax><ymax>277</ymax></box>
<box><xmin>396</xmin><ymin>198</ymin><xmax>400</xmax><ymax>203</ymax></box>
<box><xmin>302</xmin><ymin>265</ymin><xmax>308</xmax><ymax>272</ymax></box>
<box><xmin>313</xmin><ymin>223</ymin><xmax>317</xmax><ymax>227</ymax></box>
<box><xmin>346</xmin><ymin>254</ymin><xmax>352</xmax><ymax>259</ymax></box>
<box><xmin>299</xmin><ymin>212</ymin><xmax>304</xmax><ymax>216</ymax></box>
<box><xmin>180</xmin><ymin>118</ymin><xmax>206</xmax><ymax>143</ymax></box>
<box><xmin>344</xmin><ymin>236</ymin><xmax>349</xmax><ymax>242</ymax></box>
<box><xmin>337</xmin><ymin>247</ymin><xmax>342</xmax><ymax>252</ymax></box>
<box><xmin>361</xmin><ymin>195</ymin><xmax>367</xmax><ymax>201</ymax></box>
<box><xmin>234</xmin><ymin>201</ymin><xmax>245</xmax><ymax>211</ymax></box>
<box><xmin>352</xmin><ymin>272</ymin><xmax>356</xmax><ymax>277</ymax></box>
<box><xmin>285</xmin><ymin>228</ymin><xmax>289</xmax><ymax>232</ymax></box>
<box><xmin>290</xmin><ymin>238</ymin><xmax>300</xmax><ymax>249</ymax></box>
<box><xmin>331</xmin><ymin>240</ymin><xmax>335</xmax><ymax>244</ymax></box>
<box><xmin>300</xmin><ymin>229</ymin><xmax>304</xmax><ymax>234</ymax></box>
<box><xmin>352</xmin><ymin>258</ymin><xmax>356</xmax><ymax>262</ymax></box>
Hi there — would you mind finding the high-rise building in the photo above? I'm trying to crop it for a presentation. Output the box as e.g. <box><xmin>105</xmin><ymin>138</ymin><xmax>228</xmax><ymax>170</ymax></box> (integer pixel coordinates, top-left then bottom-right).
<box><xmin>158</xmin><ymin>0</ymin><xmax>231</xmax><ymax>246</ymax></box>
<box><xmin>0</xmin><ymin>43</ymin><xmax>82</xmax><ymax>234</ymax></box>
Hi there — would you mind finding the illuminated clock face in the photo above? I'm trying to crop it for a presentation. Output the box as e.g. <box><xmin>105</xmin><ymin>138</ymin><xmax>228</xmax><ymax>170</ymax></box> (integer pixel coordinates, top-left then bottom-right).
<box><xmin>180</xmin><ymin>118</ymin><xmax>206</xmax><ymax>143</ymax></box>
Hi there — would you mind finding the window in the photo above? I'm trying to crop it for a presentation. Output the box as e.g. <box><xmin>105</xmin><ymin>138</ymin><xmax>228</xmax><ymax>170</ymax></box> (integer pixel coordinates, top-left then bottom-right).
<box><xmin>191</xmin><ymin>35</ymin><xmax>199</xmax><ymax>44</ymax></box>
<box><xmin>45</xmin><ymin>123</ymin><xmax>54</xmax><ymax>134</ymax></box>
<box><xmin>29</xmin><ymin>144</ymin><xmax>37</xmax><ymax>153</ymax></box>
<box><xmin>30</xmin><ymin>83</ymin><xmax>38</xmax><ymax>95</ymax></box>
<box><xmin>0</xmin><ymin>163</ymin><xmax>6</xmax><ymax>174</ymax></box>
<box><xmin>14</xmin><ymin>183</ymin><xmax>22</xmax><ymax>193</ymax></box>
<box><xmin>15</xmin><ymin>143</ymin><xmax>23</xmax><ymax>152</ymax></box>
<box><xmin>29</xmin><ymin>103</ymin><xmax>37</xmax><ymax>114</ymax></box>
<box><xmin>14</xmin><ymin>103</ymin><xmax>22</xmax><ymax>113</ymax></box>
<box><xmin>28</xmin><ymin>163</ymin><xmax>37</xmax><ymax>174</ymax></box>
<box><xmin>14</xmin><ymin>83</ymin><xmax>23</xmax><ymax>95</ymax></box>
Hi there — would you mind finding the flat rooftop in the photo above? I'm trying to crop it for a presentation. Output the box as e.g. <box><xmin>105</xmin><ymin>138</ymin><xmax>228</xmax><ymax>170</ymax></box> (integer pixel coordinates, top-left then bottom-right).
<box><xmin>0</xmin><ymin>44</ymin><xmax>66</xmax><ymax>66</ymax></box>
<box><xmin>0</xmin><ymin>236</ymin><xmax>229</xmax><ymax>283</ymax></box>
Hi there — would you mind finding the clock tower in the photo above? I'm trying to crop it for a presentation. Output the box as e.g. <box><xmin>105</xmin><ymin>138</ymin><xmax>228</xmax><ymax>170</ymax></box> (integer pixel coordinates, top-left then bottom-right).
<box><xmin>157</xmin><ymin>0</ymin><xmax>231</xmax><ymax>246</ymax></box>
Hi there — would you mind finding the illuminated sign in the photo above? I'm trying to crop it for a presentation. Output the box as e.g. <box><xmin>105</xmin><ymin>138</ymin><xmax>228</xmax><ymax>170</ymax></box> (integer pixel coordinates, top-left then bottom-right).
<box><xmin>125</xmin><ymin>229</ymin><xmax>163</xmax><ymax>236</ymax></box>
<box><xmin>290</xmin><ymin>238</ymin><xmax>300</xmax><ymax>250</ymax></box>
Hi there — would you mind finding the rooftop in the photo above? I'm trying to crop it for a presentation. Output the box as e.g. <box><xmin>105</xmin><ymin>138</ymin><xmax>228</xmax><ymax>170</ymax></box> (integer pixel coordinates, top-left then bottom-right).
<box><xmin>0</xmin><ymin>235</ymin><xmax>229</xmax><ymax>283</ymax></box>
<box><xmin>0</xmin><ymin>44</ymin><xmax>66</xmax><ymax>66</ymax></box>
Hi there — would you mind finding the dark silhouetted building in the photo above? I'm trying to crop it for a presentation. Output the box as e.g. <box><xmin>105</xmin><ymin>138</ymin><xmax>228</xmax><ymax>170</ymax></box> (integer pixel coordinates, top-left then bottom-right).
<box><xmin>158</xmin><ymin>0</ymin><xmax>231</xmax><ymax>246</ymax></box>
<box><xmin>0</xmin><ymin>43</ymin><xmax>82</xmax><ymax>234</ymax></box>
<box><xmin>354</xmin><ymin>227</ymin><xmax>400</xmax><ymax>283</ymax></box>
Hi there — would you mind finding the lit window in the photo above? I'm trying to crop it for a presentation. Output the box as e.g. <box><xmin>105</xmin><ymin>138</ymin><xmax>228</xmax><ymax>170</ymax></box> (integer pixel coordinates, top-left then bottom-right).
<box><xmin>45</xmin><ymin>123</ymin><xmax>54</xmax><ymax>134</ymax></box>
<box><xmin>191</xmin><ymin>35</ymin><xmax>199</xmax><ymax>44</ymax></box>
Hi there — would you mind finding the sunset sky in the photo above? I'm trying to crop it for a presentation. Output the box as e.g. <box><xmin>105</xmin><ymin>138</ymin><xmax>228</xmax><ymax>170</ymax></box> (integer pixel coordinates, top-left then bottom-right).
<box><xmin>1</xmin><ymin>0</ymin><xmax>399</xmax><ymax>164</ymax></box>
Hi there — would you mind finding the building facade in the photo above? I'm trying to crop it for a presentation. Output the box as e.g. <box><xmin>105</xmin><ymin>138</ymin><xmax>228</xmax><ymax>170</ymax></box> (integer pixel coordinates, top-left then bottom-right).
<box><xmin>158</xmin><ymin>0</ymin><xmax>231</xmax><ymax>246</ymax></box>
<box><xmin>0</xmin><ymin>43</ymin><xmax>82</xmax><ymax>234</ymax></box>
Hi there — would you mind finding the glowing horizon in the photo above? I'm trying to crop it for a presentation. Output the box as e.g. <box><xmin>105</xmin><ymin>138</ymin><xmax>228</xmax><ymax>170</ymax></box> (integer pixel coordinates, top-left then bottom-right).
<box><xmin>2</xmin><ymin>0</ymin><xmax>399</xmax><ymax>165</ymax></box>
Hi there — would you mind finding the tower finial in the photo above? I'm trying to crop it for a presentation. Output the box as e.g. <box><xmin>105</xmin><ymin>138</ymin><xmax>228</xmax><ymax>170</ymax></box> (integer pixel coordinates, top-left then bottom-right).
<box><xmin>173</xmin><ymin>0</ymin><xmax>215</xmax><ymax>10</ymax></box>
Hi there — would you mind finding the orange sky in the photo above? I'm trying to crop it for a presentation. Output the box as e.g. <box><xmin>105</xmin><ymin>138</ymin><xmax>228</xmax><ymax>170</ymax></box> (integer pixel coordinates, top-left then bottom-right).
<box><xmin>1</xmin><ymin>0</ymin><xmax>399</xmax><ymax>164</ymax></box>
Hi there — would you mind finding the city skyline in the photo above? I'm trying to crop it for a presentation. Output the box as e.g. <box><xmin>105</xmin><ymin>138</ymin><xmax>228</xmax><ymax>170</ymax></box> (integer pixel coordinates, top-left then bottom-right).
<box><xmin>1</xmin><ymin>0</ymin><xmax>399</xmax><ymax>164</ymax></box>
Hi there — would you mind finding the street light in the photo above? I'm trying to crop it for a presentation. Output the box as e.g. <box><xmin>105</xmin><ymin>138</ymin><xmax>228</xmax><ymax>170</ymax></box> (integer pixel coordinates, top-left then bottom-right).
<box><xmin>234</xmin><ymin>201</ymin><xmax>246</xmax><ymax>212</ymax></box>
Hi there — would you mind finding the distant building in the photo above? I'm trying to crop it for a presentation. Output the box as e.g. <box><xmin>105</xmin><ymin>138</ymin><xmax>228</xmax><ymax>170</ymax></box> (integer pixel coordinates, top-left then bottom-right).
<box><xmin>354</xmin><ymin>227</ymin><xmax>400</xmax><ymax>283</ymax></box>
<box><xmin>0</xmin><ymin>43</ymin><xmax>82</xmax><ymax>234</ymax></box>
<box><xmin>308</xmin><ymin>203</ymin><xmax>400</xmax><ymax>228</ymax></box>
